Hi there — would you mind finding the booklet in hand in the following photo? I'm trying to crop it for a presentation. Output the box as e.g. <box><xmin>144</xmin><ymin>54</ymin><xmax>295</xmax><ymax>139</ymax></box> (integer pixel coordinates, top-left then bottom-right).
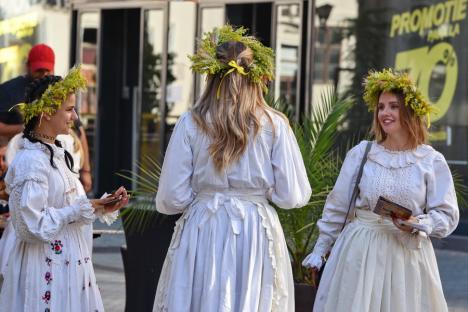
<box><xmin>374</xmin><ymin>196</ymin><xmax>412</xmax><ymax>220</ymax></box>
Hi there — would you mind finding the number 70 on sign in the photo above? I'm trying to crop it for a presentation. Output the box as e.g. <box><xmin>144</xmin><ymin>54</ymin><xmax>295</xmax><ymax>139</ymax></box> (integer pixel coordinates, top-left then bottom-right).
<box><xmin>394</xmin><ymin>42</ymin><xmax>458</xmax><ymax>123</ymax></box>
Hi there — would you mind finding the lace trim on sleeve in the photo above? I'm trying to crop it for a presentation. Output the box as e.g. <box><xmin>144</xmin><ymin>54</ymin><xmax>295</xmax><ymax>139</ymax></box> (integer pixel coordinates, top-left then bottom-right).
<box><xmin>10</xmin><ymin>186</ymin><xmax>49</xmax><ymax>243</ymax></box>
<box><xmin>5</xmin><ymin>173</ymin><xmax>47</xmax><ymax>194</ymax></box>
<box><xmin>71</xmin><ymin>195</ymin><xmax>95</xmax><ymax>224</ymax></box>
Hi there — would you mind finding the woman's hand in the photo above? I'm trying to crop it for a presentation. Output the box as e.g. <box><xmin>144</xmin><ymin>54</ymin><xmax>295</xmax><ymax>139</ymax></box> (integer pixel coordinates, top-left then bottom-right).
<box><xmin>392</xmin><ymin>215</ymin><xmax>419</xmax><ymax>233</ymax></box>
<box><xmin>90</xmin><ymin>186</ymin><xmax>130</xmax><ymax>213</ymax></box>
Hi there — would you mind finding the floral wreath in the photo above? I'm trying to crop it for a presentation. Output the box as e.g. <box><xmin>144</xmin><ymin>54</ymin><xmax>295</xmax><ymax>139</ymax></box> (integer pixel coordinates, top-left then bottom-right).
<box><xmin>363</xmin><ymin>68</ymin><xmax>435</xmax><ymax>126</ymax></box>
<box><xmin>189</xmin><ymin>24</ymin><xmax>274</xmax><ymax>94</ymax></box>
<box><xmin>15</xmin><ymin>65</ymin><xmax>87</xmax><ymax>124</ymax></box>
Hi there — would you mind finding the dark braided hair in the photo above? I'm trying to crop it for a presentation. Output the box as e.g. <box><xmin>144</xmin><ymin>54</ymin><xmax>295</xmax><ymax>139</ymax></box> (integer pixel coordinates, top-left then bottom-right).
<box><xmin>23</xmin><ymin>75</ymin><xmax>76</xmax><ymax>172</ymax></box>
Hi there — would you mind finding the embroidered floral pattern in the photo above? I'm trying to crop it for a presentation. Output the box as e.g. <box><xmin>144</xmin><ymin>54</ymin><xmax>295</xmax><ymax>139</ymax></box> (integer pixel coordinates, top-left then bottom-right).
<box><xmin>45</xmin><ymin>257</ymin><xmax>52</xmax><ymax>266</ymax></box>
<box><xmin>50</xmin><ymin>240</ymin><xmax>63</xmax><ymax>254</ymax></box>
<box><xmin>45</xmin><ymin>272</ymin><xmax>52</xmax><ymax>285</ymax></box>
<box><xmin>42</xmin><ymin>291</ymin><xmax>51</xmax><ymax>304</ymax></box>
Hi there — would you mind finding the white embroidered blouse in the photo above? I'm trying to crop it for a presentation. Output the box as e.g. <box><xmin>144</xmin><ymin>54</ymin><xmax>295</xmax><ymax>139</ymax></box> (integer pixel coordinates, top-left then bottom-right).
<box><xmin>307</xmin><ymin>140</ymin><xmax>459</xmax><ymax>268</ymax></box>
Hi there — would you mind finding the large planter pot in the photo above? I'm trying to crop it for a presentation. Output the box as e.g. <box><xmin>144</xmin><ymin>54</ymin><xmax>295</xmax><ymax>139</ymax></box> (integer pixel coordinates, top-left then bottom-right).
<box><xmin>295</xmin><ymin>282</ymin><xmax>317</xmax><ymax>312</ymax></box>
<box><xmin>121</xmin><ymin>210</ymin><xmax>180</xmax><ymax>312</ymax></box>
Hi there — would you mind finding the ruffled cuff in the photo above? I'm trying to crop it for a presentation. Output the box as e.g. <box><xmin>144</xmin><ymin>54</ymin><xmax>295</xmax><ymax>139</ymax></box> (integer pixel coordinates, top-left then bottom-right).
<box><xmin>71</xmin><ymin>196</ymin><xmax>95</xmax><ymax>224</ymax></box>
<box><xmin>95</xmin><ymin>209</ymin><xmax>119</xmax><ymax>226</ymax></box>
<box><xmin>415</xmin><ymin>214</ymin><xmax>434</xmax><ymax>235</ymax></box>
<box><xmin>302</xmin><ymin>253</ymin><xmax>324</xmax><ymax>269</ymax></box>
<box><xmin>302</xmin><ymin>235</ymin><xmax>334</xmax><ymax>269</ymax></box>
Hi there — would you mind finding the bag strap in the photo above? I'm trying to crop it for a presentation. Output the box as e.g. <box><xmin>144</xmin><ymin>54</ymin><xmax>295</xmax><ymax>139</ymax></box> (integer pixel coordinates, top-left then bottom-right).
<box><xmin>340</xmin><ymin>141</ymin><xmax>372</xmax><ymax>232</ymax></box>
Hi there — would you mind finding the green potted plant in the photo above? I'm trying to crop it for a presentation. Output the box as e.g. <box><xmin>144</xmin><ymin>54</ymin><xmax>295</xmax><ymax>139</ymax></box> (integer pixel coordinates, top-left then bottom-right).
<box><xmin>117</xmin><ymin>157</ymin><xmax>179</xmax><ymax>312</ymax></box>
<box><xmin>268</xmin><ymin>88</ymin><xmax>354</xmax><ymax>312</ymax></box>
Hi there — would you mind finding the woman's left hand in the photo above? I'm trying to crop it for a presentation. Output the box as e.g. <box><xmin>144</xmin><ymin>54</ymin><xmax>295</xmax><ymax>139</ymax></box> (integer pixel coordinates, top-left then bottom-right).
<box><xmin>392</xmin><ymin>215</ymin><xmax>419</xmax><ymax>233</ymax></box>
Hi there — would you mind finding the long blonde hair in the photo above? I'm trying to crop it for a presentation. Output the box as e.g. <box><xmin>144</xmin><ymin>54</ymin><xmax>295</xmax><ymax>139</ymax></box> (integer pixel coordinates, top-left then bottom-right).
<box><xmin>192</xmin><ymin>41</ymin><xmax>280</xmax><ymax>172</ymax></box>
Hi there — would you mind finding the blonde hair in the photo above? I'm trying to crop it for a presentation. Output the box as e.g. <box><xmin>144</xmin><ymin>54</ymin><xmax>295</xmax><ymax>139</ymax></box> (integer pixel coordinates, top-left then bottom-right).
<box><xmin>371</xmin><ymin>91</ymin><xmax>428</xmax><ymax>149</ymax></box>
<box><xmin>192</xmin><ymin>41</ymin><xmax>282</xmax><ymax>172</ymax></box>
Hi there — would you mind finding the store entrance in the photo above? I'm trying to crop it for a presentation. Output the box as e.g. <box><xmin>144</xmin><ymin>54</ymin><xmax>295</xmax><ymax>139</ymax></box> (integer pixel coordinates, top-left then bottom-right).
<box><xmin>226</xmin><ymin>2</ymin><xmax>272</xmax><ymax>47</ymax></box>
<box><xmin>96</xmin><ymin>8</ymin><xmax>140</xmax><ymax>194</ymax></box>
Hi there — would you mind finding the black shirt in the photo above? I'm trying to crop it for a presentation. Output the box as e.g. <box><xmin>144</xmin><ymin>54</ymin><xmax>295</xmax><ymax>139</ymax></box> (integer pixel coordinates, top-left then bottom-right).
<box><xmin>0</xmin><ymin>75</ymin><xmax>29</xmax><ymax>125</ymax></box>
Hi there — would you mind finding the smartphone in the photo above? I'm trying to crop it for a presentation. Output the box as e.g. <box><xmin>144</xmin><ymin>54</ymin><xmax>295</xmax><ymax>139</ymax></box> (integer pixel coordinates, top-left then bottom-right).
<box><xmin>104</xmin><ymin>193</ymin><xmax>122</xmax><ymax>206</ymax></box>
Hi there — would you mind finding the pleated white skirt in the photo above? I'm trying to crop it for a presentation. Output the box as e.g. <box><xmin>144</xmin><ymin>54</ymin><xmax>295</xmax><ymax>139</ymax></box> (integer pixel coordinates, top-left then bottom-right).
<box><xmin>314</xmin><ymin>209</ymin><xmax>448</xmax><ymax>312</ymax></box>
<box><xmin>153</xmin><ymin>192</ymin><xmax>295</xmax><ymax>312</ymax></box>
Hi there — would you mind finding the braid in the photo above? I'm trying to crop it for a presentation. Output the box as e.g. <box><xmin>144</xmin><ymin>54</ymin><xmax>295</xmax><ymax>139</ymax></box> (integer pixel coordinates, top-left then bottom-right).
<box><xmin>55</xmin><ymin>140</ymin><xmax>76</xmax><ymax>173</ymax></box>
<box><xmin>25</xmin><ymin>75</ymin><xmax>62</xmax><ymax>104</ymax></box>
<box><xmin>22</xmin><ymin>75</ymin><xmax>77</xmax><ymax>172</ymax></box>
<box><xmin>23</xmin><ymin>130</ymin><xmax>58</xmax><ymax>169</ymax></box>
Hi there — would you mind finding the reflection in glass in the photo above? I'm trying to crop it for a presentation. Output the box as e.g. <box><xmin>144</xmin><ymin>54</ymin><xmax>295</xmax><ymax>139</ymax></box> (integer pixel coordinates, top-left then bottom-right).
<box><xmin>164</xmin><ymin>2</ymin><xmax>196</xmax><ymax>140</ymax></box>
<box><xmin>198</xmin><ymin>7</ymin><xmax>225</xmax><ymax>95</ymax></box>
<box><xmin>274</xmin><ymin>4</ymin><xmax>300</xmax><ymax>110</ymax></box>
<box><xmin>77</xmin><ymin>12</ymin><xmax>99</xmax><ymax>175</ymax></box>
<box><xmin>140</xmin><ymin>9</ymin><xmax>164</xmax><ymax>164</ymax></box>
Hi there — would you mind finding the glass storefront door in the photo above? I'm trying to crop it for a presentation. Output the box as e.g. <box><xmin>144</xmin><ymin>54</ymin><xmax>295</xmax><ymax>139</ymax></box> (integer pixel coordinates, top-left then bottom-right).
<box><xmin>274</xmin><ymin>3</ymin><xmax>302</xmax><ymax>118</ymax></box>
<box><xmin>75</xmin><ymin>11</ymin><xmax>100</xmax><ymax>191</ymax></box>
<box><xmin>137</xmin><ymin>7</ymin><xmax>167</xmax><ymax>172</ymax></box>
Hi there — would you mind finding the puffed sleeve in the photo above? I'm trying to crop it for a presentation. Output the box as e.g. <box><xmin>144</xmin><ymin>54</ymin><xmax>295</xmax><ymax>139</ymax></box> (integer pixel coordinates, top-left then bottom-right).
<box><xmin>7</xmin><ymin>156</ymin><xmax>95</xmax><ymax>243</ymax></box>
<box><xmin>416</xmin><ymin>153</ymin><xmax>459</xmax><ymax>238</ymax></box>
<box><xmin>303</xmin><ymin>141</ymin><xmax>367</xmax><ymax>269</ymax></box>
<box><xmin>270</xmin><ymin>117</ymin><xmax>311</xmax><ymax>209</ymax></box>
<box><xmin>155</xmin><ymin>113</ymin><xmax>194</xmax><ymax>215</ymax></box>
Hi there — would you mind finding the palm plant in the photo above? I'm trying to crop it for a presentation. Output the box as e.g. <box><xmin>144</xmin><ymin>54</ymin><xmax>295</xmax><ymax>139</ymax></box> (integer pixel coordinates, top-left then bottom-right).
<box><xmin>117</xmin><ymin>155</ymin><xmax>164</xmax><ymax>233</ymax></box>
<box><xmin>269</xmin><ymin>88</ymin><xmax>354</xmax><ymax>285</ymax></box>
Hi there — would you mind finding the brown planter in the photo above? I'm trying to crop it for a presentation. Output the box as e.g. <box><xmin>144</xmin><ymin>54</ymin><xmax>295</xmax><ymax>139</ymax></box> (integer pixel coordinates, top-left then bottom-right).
<box><xmin>295</xmin><ymin>282</ymin><xmax>317</xmax><ymax>312</ymax></box>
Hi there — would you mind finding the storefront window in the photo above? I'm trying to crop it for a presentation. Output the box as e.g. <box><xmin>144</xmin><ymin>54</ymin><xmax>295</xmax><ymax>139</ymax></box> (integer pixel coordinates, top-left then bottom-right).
<box><xmin>274</xmin><ymin>3</ymin><xmax>301</xmax><ymax>109</ymax></box>
<box><xmin>76</xmin><ymin>11</ymin><xmax>99</xmax><ymax>175</ymax></box>
<box><xmin>139</xmin><ymin>9</ymin><xmax>165</xmax><ymax>163</ymax></box>
<box><xmin>197</xmin><ymin>6</ymin><xmax>225</xmax><ymax>96</ymax></box>
<box><xmin>165</xmin><ymin>2</ymin><xmax>196</xmax><ymax>128</ymax></box>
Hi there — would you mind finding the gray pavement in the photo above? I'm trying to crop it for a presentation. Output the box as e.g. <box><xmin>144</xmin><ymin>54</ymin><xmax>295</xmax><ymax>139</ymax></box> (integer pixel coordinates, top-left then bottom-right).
<box><xmin>93</xmin><ymin>227</ymin><xmax>468</xmax><ymax>312</ymax></box>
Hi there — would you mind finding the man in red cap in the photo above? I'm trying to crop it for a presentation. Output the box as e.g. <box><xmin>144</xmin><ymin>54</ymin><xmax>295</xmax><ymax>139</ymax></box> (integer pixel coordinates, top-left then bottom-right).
<box><xmin>0</xmin><ymin>43</ymin><xmax>93</xmax><ymax>192</ymax></box>
<box><xmin>0</xmin><ymin>44</ymin><xmax>55</xmax><ymax>139</ymax></box>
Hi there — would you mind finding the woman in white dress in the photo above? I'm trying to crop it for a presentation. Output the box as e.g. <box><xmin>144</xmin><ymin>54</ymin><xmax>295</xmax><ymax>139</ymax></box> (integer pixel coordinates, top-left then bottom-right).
<box><xmin>0</xmin><ymin>128</ymin><xmax>90</xmax><ymax>284</ymax></box>
<box><xmin>0</xmin><ymin>69</ymin><xmax>129</xmax><ymax>312</ymax></box>
<box><xmin>302</xmin><ymin>69</ymin><xmax>459</xmax><ymax>312</ymax></box>
<box><xmin>153</xmin><ymin>26</ymin><xmax>311</xmax><ymax>312</ymax></box>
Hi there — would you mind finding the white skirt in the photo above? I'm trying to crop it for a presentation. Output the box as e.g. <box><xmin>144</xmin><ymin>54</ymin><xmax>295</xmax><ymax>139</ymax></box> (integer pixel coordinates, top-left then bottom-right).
<box><xmin>0</xmin><ymin>219</ymin><xmax>15</xmax><ymax>289</ymax></box>
<box><xmin>153</xmin><ymin>191</ymin><xmax>295</xmax><ymax>312</ymax></box>
<box><xmin>314</xmin><ymin>209</ymin><xmax>447</xmax><ymax>312</ymax></box>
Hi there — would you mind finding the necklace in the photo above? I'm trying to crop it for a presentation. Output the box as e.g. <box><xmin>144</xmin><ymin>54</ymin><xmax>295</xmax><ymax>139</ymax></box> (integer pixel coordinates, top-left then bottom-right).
<box><xmin>382</xmin><ymin>142</ymin><xmax>410</xmax><ymax>152</ymax></box>
<box><xmin>30</xmin><ymin>131</ymin><xmax>56</xmax><ymax>143</ymax></box>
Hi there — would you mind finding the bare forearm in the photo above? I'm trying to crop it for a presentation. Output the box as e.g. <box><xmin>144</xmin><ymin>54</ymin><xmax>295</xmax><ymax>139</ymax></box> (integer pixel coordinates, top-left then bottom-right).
<box><xmin>0</xmin><ymin>123</ymin><xmax>23</xmax><ymax>137</ymax></box>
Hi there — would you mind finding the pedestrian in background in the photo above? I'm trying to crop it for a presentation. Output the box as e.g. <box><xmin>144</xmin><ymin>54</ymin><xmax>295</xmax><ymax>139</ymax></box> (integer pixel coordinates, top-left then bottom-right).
<box><xmin>153</xmin><ymin>25</ymin><xmax>311</xmax><ymax>312</ymax></box>
<box><xmin>0</xmin><ymin>69</ymin><xmax>129</xmax><ymax>311</ymax></box>
<box><xmin>0</xmin><ymin>43</ymin><xmax>93</xmax><ymax>192</ymax></box>
<box><xmin>302</xmin><ymin>69</ymin><xmax>459</xmax><ymax>312</ymax></box>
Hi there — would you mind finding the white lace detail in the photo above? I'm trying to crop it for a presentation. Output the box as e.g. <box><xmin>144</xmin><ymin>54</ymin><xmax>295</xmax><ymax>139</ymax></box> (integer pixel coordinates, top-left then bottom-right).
<box><xmin>9</xmin><ymin>186</ymin><xmax>47</xmax><ymax>243</ymax></box>
<box><xmin>71</xmin><ymin>196</ymin><xmax>95</xmax><ymax>224</ymax></box>
<box><xmin>308</xmin><ymin>234</ymin><xmax>334</xmax><ymax>266</ymax></box>
<box><xmin>368</xmin><ymin>143</ymin><xmax>433</xmax><ymax>168</ymax></box>
<box><xmin>21</xmin><ymin>138</ymin><xmax>65</xmax><ymax>157</ymax></box>
<box><xmin>302</xmin><ymin>253</ymin><xmax>324</xmax><ymax>269</ymax></box>
<box><xmin>5</xmin><ymin>172</ymin><xmax>47</xmax><ymax>194</ymax></box>
<box><xmin>366</xmin><ymin>162</ymin><xmax>413</xmax><ymax>212</ymax></box>
<box><xmin>257</xmin><ymin>204</ymin><xmax>281</xmax><ymax>312</ymax></box>
<box><xmin>153</xmin><ymin>213</ymin><xmax>189</xmax><ymax>312</ymax></box>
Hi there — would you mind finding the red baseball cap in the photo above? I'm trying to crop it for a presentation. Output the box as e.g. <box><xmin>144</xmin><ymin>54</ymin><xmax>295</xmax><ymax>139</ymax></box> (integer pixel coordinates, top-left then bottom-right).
<box><xmin>27</xmin><ymin>44</ymin><xmax>55</xmax><ymax>72</ymax></box>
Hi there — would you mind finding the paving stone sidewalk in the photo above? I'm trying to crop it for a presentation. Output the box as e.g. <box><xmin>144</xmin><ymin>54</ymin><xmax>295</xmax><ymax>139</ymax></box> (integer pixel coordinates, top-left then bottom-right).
<box><xmin>93</xmin><ymin>241</ymin><xmax>468</xmax><ymax>312</ymax></box>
